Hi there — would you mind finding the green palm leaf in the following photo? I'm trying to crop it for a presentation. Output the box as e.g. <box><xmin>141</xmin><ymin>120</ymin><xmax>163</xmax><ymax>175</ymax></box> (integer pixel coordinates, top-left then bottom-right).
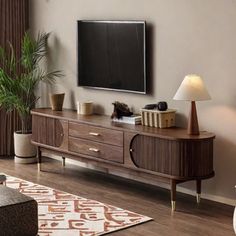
<box><xmin>0</xmin><ymin>32</ymin><xmax>63</xmax><ymax>133</ymax></box>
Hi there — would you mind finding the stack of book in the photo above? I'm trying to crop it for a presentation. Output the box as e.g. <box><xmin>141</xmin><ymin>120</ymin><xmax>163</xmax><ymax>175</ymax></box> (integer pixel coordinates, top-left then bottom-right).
<box><xmin>112</xmin><ymin>115</ymin><xmax>142</xmax><ymax>125</ymax></box>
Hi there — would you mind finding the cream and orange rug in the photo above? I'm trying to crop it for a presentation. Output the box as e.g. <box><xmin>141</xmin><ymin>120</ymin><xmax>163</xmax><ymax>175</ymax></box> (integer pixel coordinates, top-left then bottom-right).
<box><xmin>5</xmin><ymin>175</ymin><xmax>152</xmax><ymax>235</ymax></box>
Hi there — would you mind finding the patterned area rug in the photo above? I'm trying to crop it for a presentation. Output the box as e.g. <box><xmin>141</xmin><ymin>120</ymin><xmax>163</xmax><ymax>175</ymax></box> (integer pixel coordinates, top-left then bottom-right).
<box><xmin>5</xmin><ymin>175</ymin><xmax>152</xmax><ymax>235</ymax></box>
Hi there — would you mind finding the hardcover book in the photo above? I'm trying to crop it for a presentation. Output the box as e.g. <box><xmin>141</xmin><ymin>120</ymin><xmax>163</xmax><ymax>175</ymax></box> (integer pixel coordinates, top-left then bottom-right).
<box><xmin>112</xmin><ymin>115</ymin><xmax>142</xmax><ymax>125</ymax></box>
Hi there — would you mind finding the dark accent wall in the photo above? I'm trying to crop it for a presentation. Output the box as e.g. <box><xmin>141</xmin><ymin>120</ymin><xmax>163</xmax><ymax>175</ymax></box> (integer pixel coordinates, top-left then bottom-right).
<box><xmin>0</xmin><ymin>0</ymin><xmax>29</xmax><ymax>155</ymax></box>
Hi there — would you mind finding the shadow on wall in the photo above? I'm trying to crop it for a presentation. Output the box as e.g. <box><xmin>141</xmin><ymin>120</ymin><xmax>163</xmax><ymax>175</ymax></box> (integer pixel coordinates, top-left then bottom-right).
<box><xmin>47</xmin><ymin>34</ymin><xmax>62</xmax><ymax>73</ymax></box>
<box><xmin>35</xmin><ymin>33</ymin><xmax>67</xmax><ymax>107</ymax></box>
<box><xmin>146</xmin><ymin>23</ymin><xmax>155</xmax><ymax>95</ymax></box>
<box><xmin>68</xmin><ymin>90</ymin><xmax>75</xmax><ymax>110</ymax></box>
<box><xmin>93</xmin><ymin>105</ymin><xmax>105</xmax><ymax>115</ymax></box>
<box><xmin>46</xmin><ymin>34</ymin><xmax>74</xmax><ymax>107</ymax></box>
<box><xmin>175</xmin><ymin>112</ymin><xmax>188</xmax><ymax>128</ymax></box>
<box><xmin>37</xmin><ymin>83</ymin><xmax>51</xmax><ymax>107</ymax></box>
<box><xmin>213</xmin><ymin>136</ymin><xmax>236</xmax><ymax>196</ymax></box>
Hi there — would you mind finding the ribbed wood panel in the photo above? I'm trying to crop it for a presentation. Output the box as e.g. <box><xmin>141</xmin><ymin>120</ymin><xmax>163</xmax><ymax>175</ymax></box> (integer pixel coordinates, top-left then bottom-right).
<box><xmin>0</xmin><ymin>0</ymin><xmax>29</xmax><ymax>155</ymax></box>
<box><xmin>32</xmin><ymin>115</ymin><xmax>64</xmax><ymax>148</ymax></box>
<box><xmin>130</xmin><ymin>134</ymin><xmax>214</xmax><ymax>178</ymax></box>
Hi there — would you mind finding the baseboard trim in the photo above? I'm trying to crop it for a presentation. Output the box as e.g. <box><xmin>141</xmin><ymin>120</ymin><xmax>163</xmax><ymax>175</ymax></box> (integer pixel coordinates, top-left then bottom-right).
<box><xmin>177</xmin><ymin>186</ymin><xmax>235</xmax><ymax>206</ymax></box>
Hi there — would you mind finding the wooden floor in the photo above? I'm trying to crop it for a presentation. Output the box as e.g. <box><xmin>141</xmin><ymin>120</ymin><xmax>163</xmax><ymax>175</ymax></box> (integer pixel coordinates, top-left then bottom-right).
<box><xmin>0</xmin><ymin>156</ymin><xmax>234</xmax><ymax>236</ymax></box>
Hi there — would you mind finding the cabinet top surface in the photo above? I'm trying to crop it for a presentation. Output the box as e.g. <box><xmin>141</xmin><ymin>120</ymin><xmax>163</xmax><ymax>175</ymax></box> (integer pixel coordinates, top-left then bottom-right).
<box><xmin>31</xmin><ymin>108</ymin><xmax>215</xmax><ymax>140</ymax></box>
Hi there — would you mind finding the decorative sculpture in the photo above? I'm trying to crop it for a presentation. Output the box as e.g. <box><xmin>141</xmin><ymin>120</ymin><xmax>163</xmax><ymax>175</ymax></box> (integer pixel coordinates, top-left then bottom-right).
<box><xmin>111</xmin><ymin>101</ymin><xmax>133</xmax><ymax>119</ymax></box>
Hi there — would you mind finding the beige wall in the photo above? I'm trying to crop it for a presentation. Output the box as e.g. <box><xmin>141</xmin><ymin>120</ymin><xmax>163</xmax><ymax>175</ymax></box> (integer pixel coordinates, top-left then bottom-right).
<box><xmin>30</xmin><ymin>0</ymin><xmax>236</xmax><ymax>204</ymax></box>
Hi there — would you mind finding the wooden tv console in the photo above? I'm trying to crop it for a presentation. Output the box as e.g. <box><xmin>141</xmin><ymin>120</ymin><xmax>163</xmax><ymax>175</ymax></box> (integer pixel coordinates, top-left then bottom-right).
<box><xmin>31</xmin><ymin>108</ymin><xmax>215</xmax><ymax>211</ymax></box>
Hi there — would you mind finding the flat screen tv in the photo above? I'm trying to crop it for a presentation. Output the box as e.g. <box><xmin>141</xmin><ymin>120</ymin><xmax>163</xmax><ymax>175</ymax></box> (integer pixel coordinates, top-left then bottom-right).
<box><xmin>77</xmin><ymin>20</ymin><xmax>146</xmax><ymax>94</ymax></box>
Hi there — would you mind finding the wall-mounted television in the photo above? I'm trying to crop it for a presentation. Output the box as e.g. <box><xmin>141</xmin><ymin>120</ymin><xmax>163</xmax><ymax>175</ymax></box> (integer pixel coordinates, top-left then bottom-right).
<box><xmin>77</xmin><ymin>20</ymin><xmax>146</xmax><ymax>94</ymax></box>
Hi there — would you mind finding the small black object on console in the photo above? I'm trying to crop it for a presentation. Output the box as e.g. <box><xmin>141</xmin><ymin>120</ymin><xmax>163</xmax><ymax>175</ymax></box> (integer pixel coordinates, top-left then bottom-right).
<box><xmin>111</xmin><ymin>101</ymin><xmax>133</xmax><ymax>119</ymax></box>
<box><xmin>144</xmin><ymin>104</ymin><xmax>157</xmax><ymax>110</ymax></box>
<box><xmin>157</xmin><ymin>101</ymin><xmax>168</xmax><ymax>111</ymax></box>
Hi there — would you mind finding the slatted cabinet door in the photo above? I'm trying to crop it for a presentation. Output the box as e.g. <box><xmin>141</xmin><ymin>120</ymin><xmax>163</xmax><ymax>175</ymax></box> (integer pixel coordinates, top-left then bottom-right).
<box><xmin>130</xmin><ymin>134</ymin><xmax>214</xmax><ymax>178</ymax></box>
<box><xmin>32</xmin><ymin>115</ymin><xmax>66</xmax><ymax>148</ymax></box>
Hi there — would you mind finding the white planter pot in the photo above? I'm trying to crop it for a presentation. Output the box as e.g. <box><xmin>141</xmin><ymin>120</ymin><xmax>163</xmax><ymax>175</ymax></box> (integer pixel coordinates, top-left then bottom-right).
<box><xmin>14</xmin><ymin>132</ymin><xmax>37</xmax><ymax>164</ymax></box>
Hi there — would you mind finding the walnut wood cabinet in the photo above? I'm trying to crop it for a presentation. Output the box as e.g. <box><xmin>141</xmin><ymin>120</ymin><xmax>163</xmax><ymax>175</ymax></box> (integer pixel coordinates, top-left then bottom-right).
<box><xmin>31</xmin><ymin>108</ymin><xmax>215</xmax><ymax>211</ymax></box>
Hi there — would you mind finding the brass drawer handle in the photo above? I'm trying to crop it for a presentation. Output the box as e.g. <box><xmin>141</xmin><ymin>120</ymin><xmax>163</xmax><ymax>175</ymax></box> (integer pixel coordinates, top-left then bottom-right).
<box><xmin>89</xmin><ymin>132</ymin><xmax>100</xmax><ymax>136</ymax></box>
<box><xmin>89</xmin><ymin>147</ymin><xmax>100</xmax><ymax>152</ymax></box>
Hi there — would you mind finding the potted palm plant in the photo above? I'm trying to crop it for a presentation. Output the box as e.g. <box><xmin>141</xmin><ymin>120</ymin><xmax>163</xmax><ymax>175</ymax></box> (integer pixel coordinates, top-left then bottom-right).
<box><xmin>0</xmin><ymin>32</ymin><xmax>62</xmax><ymax>163</ymax></box>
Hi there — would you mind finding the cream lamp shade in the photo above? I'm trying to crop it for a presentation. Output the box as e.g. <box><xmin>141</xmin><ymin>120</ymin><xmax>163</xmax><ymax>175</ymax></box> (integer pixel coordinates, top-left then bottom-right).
<box><xmin>173</xmin><ymin>74</ymin><xmax>211</xmax><ymax>101</ymax></box>
<box><xmin>173</xmin><ymin>74</ymin><xmax>211</xmax><ymax>135</ymax></box>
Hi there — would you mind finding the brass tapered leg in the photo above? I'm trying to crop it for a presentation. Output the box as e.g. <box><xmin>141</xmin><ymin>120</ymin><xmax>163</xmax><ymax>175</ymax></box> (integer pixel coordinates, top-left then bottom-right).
<box><xmin>196</xmin><ymin>180</ymin><xmax>201</xmax><ymax>204</ymax></box>
<box><xmin>62</xmin><ymin>157</ymin><xmax>66</xmax><ymax>167</ymax></box>
<box><xmin>171</xmin><ymin>201</ymin><xmax>176</xmax><ymax>211</ymax></box>
<box><xmin>170</xmin><ymin>180</ymin><xmax>176</xmax><ymax>211</ymax></box>
<box><xmin>37</xmin><ymin>147</ymin><xmax>42</xmax><ymax>172</ymax></box>
<box><xmin>196</xmin><ymin>194</ymin><xmax>201</xmax><ymax>204</ymax></box>
<box><xmin>37</xmin><ymin>162</ymin><xmax>41</xmax><ymax>172</ymax></box>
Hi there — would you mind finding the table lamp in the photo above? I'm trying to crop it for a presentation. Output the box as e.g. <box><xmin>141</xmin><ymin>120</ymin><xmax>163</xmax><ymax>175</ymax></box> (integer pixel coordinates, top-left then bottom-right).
<box><xmin>173</xmin><ymin>74</ymin><xmax>211</xmax><ymax>135</ymax></box>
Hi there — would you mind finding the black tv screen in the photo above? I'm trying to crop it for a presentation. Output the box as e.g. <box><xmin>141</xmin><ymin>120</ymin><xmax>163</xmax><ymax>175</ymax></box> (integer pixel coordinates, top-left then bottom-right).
<box><xmin>77</xmin><ymin>20</ymin><xmax>146</xmax><ymax>93</ymax></box>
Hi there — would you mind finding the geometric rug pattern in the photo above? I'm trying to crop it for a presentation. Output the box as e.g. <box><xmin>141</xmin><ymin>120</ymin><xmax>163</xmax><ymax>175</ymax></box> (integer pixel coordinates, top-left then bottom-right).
<box><xmin>6</xmin><ymin>175</ymin><xmax>152</xmax><ymax>235</ymax></box>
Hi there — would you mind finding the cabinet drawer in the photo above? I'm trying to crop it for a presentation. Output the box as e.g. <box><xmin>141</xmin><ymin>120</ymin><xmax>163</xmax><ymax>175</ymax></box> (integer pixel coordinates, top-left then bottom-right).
<box><xmin>69</xmin><ymin>122</ymin><xmax>123</xmax><ymax>147</ymax></box>
<box><xmin>69</xmin><ymin>137</ymin><xmax>123</xmax><ymax>163</ymax></box>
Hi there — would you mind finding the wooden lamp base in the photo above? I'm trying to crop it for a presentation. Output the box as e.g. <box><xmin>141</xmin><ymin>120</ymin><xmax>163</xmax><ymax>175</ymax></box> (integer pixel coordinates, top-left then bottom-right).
<box><xmin>187</xmin><ymin>101</ymin><xmax>199</xmax><ymax>135</ymax></box>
